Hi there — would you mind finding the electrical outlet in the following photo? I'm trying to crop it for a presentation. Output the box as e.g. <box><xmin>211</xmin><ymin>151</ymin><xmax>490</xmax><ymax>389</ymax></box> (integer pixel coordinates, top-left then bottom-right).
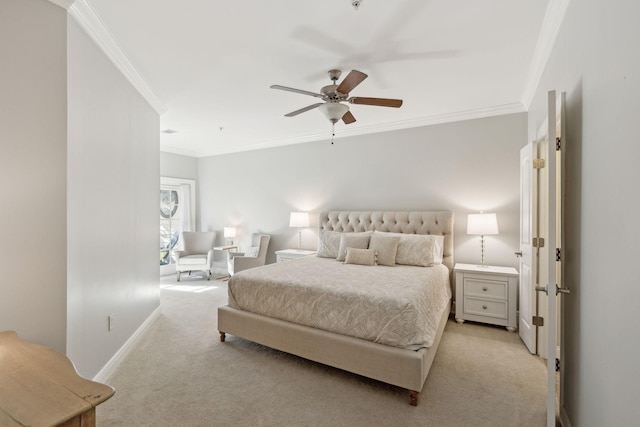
<box><xmin>108</xmin><ymin>315</ymin><xmax>114</xmax><ymax>331</ymax></box>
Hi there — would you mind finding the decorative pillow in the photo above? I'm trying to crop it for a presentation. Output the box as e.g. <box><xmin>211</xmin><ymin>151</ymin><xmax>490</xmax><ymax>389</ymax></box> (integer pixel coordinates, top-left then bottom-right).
<box><xmin>316</xmin><ymin>230</ymin><xmax>341</xmax><ymax>258</ymax></box>
<box><xmin>374</xmin><ymin>231</ymin><xmax>445</xmax><ymax>267</ymax></box>
<box><xmin>243</xmin><ymin>246</ymin><xmax>259</xmax><ymax>257</ymax></box>
<box><xmin>344</xmin><ymin>248</ymin><xmax>376</xmax><ymax>266</ymax></box>
<box><xmin>368</xmin><ymin>233</ymin><xmax>401</xmax><ymax>266</ymax></box>
<box><xmin>336</xmin><ymin>232</ymin><xmax>372</xmax><ymax>261</ymax></box>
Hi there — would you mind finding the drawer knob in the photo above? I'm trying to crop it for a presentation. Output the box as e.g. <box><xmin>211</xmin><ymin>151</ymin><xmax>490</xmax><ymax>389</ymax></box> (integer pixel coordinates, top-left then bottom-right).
<box><xmin>482</xmin><ymin>287</ymin><xmax>488</xmax><ymax>291</ymax></box>
<box><xmin>482</xmin><ymin>305</ymin><xmax>488</xmax><ymax>310</ymax></box>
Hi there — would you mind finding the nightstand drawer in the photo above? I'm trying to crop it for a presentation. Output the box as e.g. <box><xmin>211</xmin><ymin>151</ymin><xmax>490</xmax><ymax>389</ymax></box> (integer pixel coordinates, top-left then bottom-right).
<box><xmin>464</xmin><ymin>278</ymin><xmax>507</xmax><ymax>300</ymax></box>
<box><xmin>463</xmin><ymin>297</ymin><xmax>508</xmax><ymax>319</ymax></box>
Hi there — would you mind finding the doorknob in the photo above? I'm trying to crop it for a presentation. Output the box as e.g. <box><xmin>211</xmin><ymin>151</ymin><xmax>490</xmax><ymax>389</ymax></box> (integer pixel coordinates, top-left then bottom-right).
<box><xmin>514</xmin><ymin>251</ymin><xmax>523</xmax><ymax>258</ymax></box>
<box><xmin>535</xmin><ymin>285</ymin><xmax>548</xmax><ymax>294</ymax></box>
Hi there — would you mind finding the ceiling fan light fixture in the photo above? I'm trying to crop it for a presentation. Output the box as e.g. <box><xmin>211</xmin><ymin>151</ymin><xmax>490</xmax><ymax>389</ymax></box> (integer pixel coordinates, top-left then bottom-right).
<box><xmin>318</xmin><ymin>103</ymin><xmax>349</xmax><ymax>123</ymax></box>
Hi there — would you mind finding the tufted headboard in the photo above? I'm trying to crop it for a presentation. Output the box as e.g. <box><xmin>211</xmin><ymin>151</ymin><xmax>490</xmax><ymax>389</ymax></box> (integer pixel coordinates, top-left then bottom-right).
<box><xmin>319</xmin><ymin>211</ymin><xmax>454</xmax><ymax>273</ymax></box>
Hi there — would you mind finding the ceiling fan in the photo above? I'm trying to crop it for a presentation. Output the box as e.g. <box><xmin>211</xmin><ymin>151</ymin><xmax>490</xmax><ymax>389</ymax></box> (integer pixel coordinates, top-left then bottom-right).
<box><xmin>270</xmin><ymin>69</ymin><xmax>403</xmax><ymax>125</ymax></box>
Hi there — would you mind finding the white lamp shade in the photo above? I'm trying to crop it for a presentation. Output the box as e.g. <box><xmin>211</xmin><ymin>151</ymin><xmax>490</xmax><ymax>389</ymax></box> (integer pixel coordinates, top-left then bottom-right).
<box><xmin>223</xmin><ymin>227</ymin><xmax>236</xmax><ymax>238</ymax></box>
<box><xmin>289</xmin><ymin>212</ymin><xmax>310</xmax><ymax>228</ymax></box>
<box><xmin>318</xmin><ymin>103</ymin><xmax>349</xmax><ymax>123</ymax></box>
<box><xmin>467</xmin><ymin>213</ymin><xmax>499</xmax><ymax>235</ymax></box>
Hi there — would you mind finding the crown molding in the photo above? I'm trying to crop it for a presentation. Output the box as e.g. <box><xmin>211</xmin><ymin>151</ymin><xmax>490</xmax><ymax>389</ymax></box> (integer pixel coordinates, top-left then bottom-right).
<box><xmin>68</xmin><ymin>0</ymin><xmax>167</xmax><ymax>115</ymax></box>
<box><xmin>47</xmin><ymin>0</ymin><xmax>75</xmax><ymax>9</ymax></box>
<box><xmin>188</xmin><ymin>102</ymin><xmax>525</xmax><ymax>158</ymax></box>
<box><xmin>521</xmin><ymin>0</ymin><xmax>572</xmax><ymax>109</ymax></box>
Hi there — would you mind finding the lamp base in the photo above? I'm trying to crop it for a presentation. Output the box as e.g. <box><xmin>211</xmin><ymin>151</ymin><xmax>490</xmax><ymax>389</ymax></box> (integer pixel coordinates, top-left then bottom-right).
<box><xmin>477</xmin><ymin>235</ymin><xmax>490</xmax><ymax>269</ymax></box>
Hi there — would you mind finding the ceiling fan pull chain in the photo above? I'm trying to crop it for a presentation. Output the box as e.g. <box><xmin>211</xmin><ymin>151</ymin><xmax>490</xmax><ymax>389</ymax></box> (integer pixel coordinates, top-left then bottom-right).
<box><xmin>332</xmin><ymin>122</ymin><xmax>336</xmax><ymax>144</ymax></box>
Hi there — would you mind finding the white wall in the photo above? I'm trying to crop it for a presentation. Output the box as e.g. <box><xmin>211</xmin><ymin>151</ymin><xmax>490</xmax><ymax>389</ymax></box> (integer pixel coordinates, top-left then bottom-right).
<box><xmin>197</xmin><ymin>113</ymin><xmax>526</xmax><ymax>268</ymax></box>
<box><xmin>161</xmin><ymin>151</ymin><xmax>198</xmax><ymax>180</ymax></box>
<box><xmin>0</xmin><ymin>0</ymin><xmax>160</xmax><ymax>379</ymax></box>
<box><xmin>0</xmin><ymin>0</ymin><xmax>68</xmax><ymax>353</ymax></box>
<box><xmin>527</xmin><ymin>0</ymin><xmax>640</xmax><ymax>424</ymax></box>
<box><xmin>66</xmin><ymin>18</ymin><xmax>160</xmax><ymax>378</ymax></box>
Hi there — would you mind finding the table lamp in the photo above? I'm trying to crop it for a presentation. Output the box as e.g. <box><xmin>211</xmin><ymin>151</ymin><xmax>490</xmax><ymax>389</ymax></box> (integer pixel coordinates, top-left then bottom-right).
<box><xmin>467</xmin><ymin>213</ymin><xmax>499</xmax><ymax>267</ymax></box>
<box><xmin>289</xmin><ymin>212</ymin><xmax>309</xmax><ymax>250</ymax></box>
<box><xmin>223</xmin><ymin>227</ymin><xmax>236</xmax><ymax>246</ymax></box>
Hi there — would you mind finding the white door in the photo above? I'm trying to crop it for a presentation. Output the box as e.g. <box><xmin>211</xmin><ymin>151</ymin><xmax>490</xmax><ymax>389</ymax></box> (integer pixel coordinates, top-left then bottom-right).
<box><xmin>556</xmin><ymin>91</ymin><xmax>569</xmax><ymax>426</ymax></box>
<box><xmin>518</xmin><ymin>142</ymin><xmax>537</xmax><ymax>353</ymax></box>
<box><xmin>547</xmin><ymin>91</ymin><xmax>570</xmax><ymax>426</ymax></box>
<box><xmin>545</xmin><ymin>89</ymin><xmax>570</xmax><ymax>427</ymax></box>
<box><xmin>521</xmin><ymin>91</ymin><xmax>567</xmax><ymax>426</ymax></box>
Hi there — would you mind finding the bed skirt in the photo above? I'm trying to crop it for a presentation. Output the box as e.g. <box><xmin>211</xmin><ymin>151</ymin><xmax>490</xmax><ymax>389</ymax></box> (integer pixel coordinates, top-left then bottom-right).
<box><xmin>218</xmin><ymin>299</ymin><xmax>450</xmax><ymax>403</ymax></box>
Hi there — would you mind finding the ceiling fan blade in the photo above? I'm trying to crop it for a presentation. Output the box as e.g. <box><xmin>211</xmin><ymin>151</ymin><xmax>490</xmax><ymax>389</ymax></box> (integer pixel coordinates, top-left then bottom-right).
<box><xmin>342</xmin><ymin>111</ymin><xmax>356</xmax><ymax>124</ymax></box>
<box><xmin>284</xmin><ymin>103</ymin><xmax>323</xmax><ymax>117</ymax></box>
<box><xmin>270</xmin><ymin>85</ymin><xmax>324</xmax><ymax>99</ymax></box>
<box><xmin>336</xmin><ymin>70</ymin><xmax>368</xmax><ymax>94</ymax></box>
<box><xmin>349</xmin><ymin>97</ymin><xmax>403</xmax><ymax>108</ymax></box>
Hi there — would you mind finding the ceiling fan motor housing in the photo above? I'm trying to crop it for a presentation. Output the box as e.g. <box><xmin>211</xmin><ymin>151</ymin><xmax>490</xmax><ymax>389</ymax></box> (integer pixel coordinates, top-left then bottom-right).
<box><xmin>321</xmin><ymin>85</ymin><xmax>347</xmax><ymax>101</ymax></box>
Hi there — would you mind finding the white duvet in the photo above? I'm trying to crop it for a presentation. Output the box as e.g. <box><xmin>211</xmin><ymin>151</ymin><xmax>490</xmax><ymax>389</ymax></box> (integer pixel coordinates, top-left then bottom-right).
<box><xmin>227</xmin><ymin>256</ymin><xmax>451</xmax><ymax>349</ymax></box>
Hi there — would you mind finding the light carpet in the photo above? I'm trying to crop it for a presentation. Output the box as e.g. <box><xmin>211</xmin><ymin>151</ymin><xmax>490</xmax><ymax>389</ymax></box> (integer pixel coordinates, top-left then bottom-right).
<box><xmin>97</xmin><ymin>275</ymin><xmax>546</xmax><ymax>426</ymax></box>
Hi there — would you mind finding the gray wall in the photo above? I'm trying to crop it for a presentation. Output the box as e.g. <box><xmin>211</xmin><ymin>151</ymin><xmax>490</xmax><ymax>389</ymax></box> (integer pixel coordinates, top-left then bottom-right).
<box><xmin>0</xmin><ymin>0</ymin><xmax>160</xmax><ymax>379</ymax></box>
<box><xmin>66</xmin><ymin>18</ymin><xmax>160</xmax><ymax>378</ymax></box>
<box><xmin>161</xmin><ymin>151</ymin><xmax>198</xmax><ymax>180</ymax></box>
<box><xmin>0</xmin><ymin>0</ymin><xmax>68</xmax><ymax>353</ymax></box>
<box><xmin>197</xmin><ymin>113</ymin><xmax>526</xmax><ymax>268</ymax></box>
<box><xmin>528</xmin><ymin>0</ymin><xmax>640</xmax><ymax>425</ymax></box>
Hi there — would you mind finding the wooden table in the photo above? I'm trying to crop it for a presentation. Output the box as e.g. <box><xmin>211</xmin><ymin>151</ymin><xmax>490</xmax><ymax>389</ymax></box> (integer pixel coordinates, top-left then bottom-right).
<box><xmin>0</xmin><ymin>331</ymin><xmax>114</xmax><ymax>427</ymax></box>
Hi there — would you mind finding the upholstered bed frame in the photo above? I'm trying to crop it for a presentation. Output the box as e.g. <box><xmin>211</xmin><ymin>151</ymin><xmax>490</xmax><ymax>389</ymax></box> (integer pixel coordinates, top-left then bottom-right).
<box><xmin>218</xmin><ymin>211</ymin><xmax>454</xmax><ymax>405</ymax></box>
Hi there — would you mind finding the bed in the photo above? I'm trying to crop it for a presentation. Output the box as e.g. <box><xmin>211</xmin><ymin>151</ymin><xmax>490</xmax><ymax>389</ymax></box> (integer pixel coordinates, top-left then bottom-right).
<box><xmin>218</xmin><ymin>211</ymin><xmax>454</xmax><ymax>405</ymax></box>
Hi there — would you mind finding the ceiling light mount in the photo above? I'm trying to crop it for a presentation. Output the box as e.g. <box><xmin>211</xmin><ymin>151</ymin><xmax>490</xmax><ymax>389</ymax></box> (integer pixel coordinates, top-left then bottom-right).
<box><xmin>351</xmin><ymin>0</ymin><xmax>362</xmax><ymax>11</ymax></box>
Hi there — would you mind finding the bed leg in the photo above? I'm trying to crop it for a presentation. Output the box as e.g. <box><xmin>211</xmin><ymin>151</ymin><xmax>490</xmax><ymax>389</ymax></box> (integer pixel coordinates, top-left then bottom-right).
<box><xmin>409</xmin><ymin>390</ymin><xmax>419</xmax><ymax>406</ymax></box>
<box><xmin>219</xmin><ymin>331</ymin><xmax>226</xmax><ymax>342</ymax></box>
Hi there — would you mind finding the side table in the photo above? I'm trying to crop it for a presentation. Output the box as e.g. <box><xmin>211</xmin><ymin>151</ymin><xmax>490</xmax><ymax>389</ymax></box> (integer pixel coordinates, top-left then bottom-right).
<box><xmin>454</xmin><ymin>263</ymin><xmax>519</xmax><ymax>332</ymax></box>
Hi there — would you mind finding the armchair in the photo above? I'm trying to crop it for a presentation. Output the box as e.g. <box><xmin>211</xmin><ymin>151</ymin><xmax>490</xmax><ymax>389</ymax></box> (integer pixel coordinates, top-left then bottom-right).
<box><xmin>174</xmin><ymin>231</ymin><xmax>216</xmax><ymax>281</ymax></box>
<box><xmin>227</xmin><ymin>233</ymin><xmax>271</xmax><ymax>276</ymax></box>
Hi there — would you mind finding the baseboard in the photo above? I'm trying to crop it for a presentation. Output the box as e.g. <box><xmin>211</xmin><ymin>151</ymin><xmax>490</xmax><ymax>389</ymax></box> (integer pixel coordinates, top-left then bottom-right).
<box><xmin>560</xmin><ymin>406</ymin><xmax>572</xmax><ymax>427</ymax></box>
<box><xmin>93</xmin><ymin>306</ymin><xmax>162</xmax><ymax>383</ymax></box>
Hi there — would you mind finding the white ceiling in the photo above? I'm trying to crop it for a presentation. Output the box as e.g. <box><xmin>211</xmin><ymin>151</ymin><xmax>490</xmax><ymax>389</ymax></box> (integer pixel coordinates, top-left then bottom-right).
<box><xmin>75</xmin><ymin>0</ymin><xmax>552</xmax><ymax>157</ymax></box>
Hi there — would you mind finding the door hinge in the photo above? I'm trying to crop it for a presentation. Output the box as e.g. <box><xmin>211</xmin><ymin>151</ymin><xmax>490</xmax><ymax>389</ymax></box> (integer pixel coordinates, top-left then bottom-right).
<box><xmin>556</xmin><ymin>137</ymin><xmax>562</xmax><ymax>151</ymax></box>
<box><xmin>532</xmin><ymin>316</ymin><xmax>544</xmax><ymax>327</ymax></box>
<box><xmin>533</xmin><ymin>158</ymin><xmax>545</xmax><ymax>169</ymax></box>
<box><xmin>533</xmin><ymin>237</ymin><xmax>545</xmax><ymax>248</ymax></box>
<box><xmin>556</xmin><ymin>248</ymin><xmax>561</xmax><ymax>262</ymax></box>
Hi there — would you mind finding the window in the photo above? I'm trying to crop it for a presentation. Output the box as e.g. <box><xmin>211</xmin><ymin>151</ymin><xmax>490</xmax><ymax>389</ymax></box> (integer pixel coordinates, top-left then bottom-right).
<box><xmin>160</xmin><ymin>177</ymin><xmax>196</xmax><ymax>268</ymax></box>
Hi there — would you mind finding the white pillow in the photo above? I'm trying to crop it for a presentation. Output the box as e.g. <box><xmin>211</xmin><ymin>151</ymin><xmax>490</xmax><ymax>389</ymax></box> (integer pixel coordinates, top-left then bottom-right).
<box><xmin>336</xmin><ymin>232</ymin><xmax>372</xmax><ymax>261</ymax></box>
<box><xmin>374</xmin><ymin>231</ymin><xmax>444</xmax><ymax>267</ymax></box>
<box><xmin>368</xmin><ymin>233</ymin><xmax>400</xmax><ymax>266</ymax></box>
<box><xmin>316</xmin><ymin>230</ymin><xmax>341</xmax><ymax>258</ymax></box>
<box><xmin>344</xmin><ymin>248</ymin><xmax>377</xmax><ymax>266</ymax></box>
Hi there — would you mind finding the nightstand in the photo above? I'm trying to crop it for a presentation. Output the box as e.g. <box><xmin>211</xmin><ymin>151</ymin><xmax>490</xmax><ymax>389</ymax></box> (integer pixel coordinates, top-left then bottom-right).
<box><xmin>275</xmin><ymin>249</ymin><xmax>316</xmax><ymax>262</ymax></box>
<box><xmin>454</xmin><ymin>263</ymin><xmax>518</xmax><ymax>332</ymax></box>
